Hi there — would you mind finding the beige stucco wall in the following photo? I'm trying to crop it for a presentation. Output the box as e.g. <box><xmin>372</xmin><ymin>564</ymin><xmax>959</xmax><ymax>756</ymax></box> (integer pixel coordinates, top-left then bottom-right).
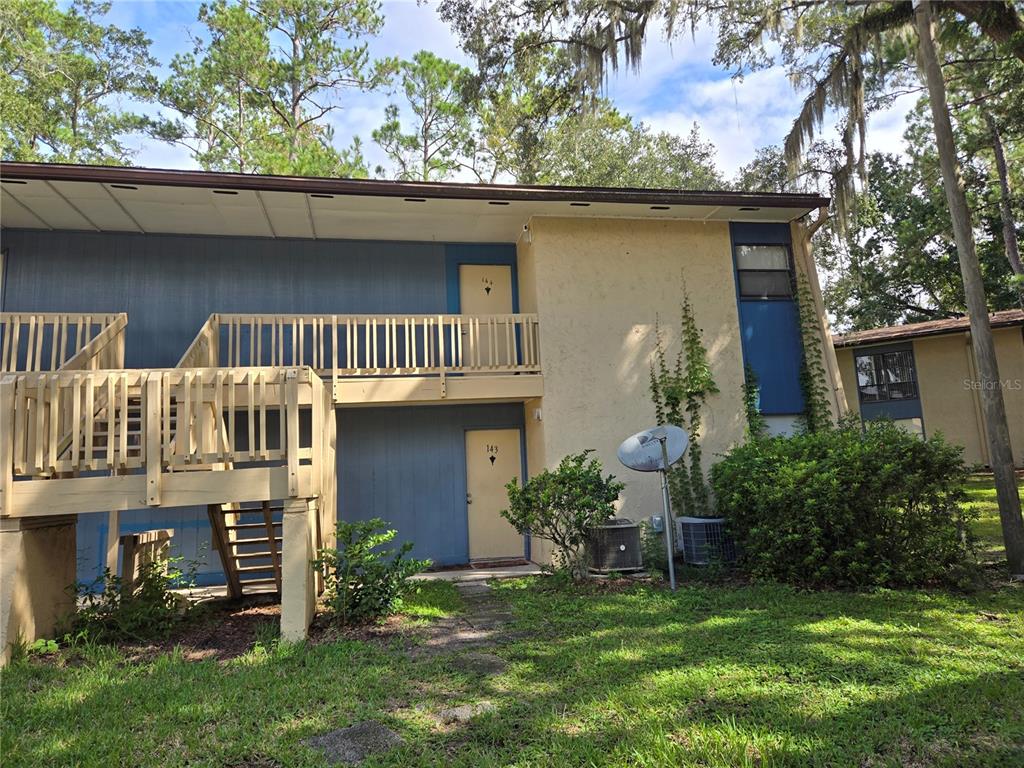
<box><xmin>517</xmin><ymin>217</ymin><xmax>748</xmax><ymax>560</ymax></box>
<box><xmin>993</xmin><ymin>327</ymin><xmax>1024</xmax><ymax>464</ymax></box>
<box><xmin>835</xmin><ymin>327</ymin><xmax>1024</xmax><ymax>467</ymax></box>
<box><xmin>914</xmin><ymin>333</ymin><xmax>989</xmax><ymax>464</ymax></box>
<box><xmin>790</xmin><ymin>221</ymin><xmax>849</xmax><ymax>418</ymax></box>
<box><xmin>835</xmin><ymin>348</ymin><xmax>860</xmax><ymax>418</ymax></box>
<box><xmin>1</xmin><ymin>517</ymin><xmax>77</xmax><ymax>664</ymax></box>
<box><xmin>916</xmin><ymin>328</ymin><xmax>1024</xmax><ymax>466</ymax></box>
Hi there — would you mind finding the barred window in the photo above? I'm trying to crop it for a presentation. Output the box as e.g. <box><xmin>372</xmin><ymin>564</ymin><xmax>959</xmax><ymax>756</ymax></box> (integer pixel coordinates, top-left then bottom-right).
<box><xmin>855</xmin><ymin>349</ymin><xmax>919</xmax><ymax>402</ymax></box>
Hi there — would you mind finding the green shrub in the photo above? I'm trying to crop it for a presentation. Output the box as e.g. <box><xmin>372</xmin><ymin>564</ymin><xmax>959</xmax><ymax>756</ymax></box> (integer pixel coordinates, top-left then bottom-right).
<box><xmin>502</xmin><ymin>450</ymin><xmax>624</xmax><ymax>578</ymax></box>
<box><xmin>711</xmin><ymin>419</ymin><xmax>977</xmax><ymax>588</ymax></box>
<box><xmin>314</xmin><ymin>518</ymin><xmax>430</xmax><ymax>625</ymax></box>
<box><xmin>640</xmin><ymin>520</ymin><xmax>669</xmax><ymax>579</ymax></box>
<box><xmin>63</xmin><ymin>557</ymin><xmax>195</xmax><ymax>643</ymax></box>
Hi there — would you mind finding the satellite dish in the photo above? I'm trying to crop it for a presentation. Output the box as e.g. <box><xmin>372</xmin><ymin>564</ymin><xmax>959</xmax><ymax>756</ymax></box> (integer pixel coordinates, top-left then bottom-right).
<box><xmin>617</xmin><ymin>425</ymin><xmax>689</xmax><ymax>472</ymax></box>
<box><xmin>616</xmin><ymin>424</ymin><xmax>689</xmax><ymax>592</ymax></box>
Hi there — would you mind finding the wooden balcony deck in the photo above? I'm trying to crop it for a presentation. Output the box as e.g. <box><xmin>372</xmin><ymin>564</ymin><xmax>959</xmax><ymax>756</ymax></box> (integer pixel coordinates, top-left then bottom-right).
<box><xmin>181</xmin><ymin>312</ymin><xmax>544</xmax><ymax>405</ymax></box>
<box><xmin>1</xmin><ymin>307</ymin><xmax>543</xmax><ymax>521</ymax></box>
<box><xmin>0</xmin><ymin>366</ymin><xmax>335</xmax><ymax>522</ymax></box>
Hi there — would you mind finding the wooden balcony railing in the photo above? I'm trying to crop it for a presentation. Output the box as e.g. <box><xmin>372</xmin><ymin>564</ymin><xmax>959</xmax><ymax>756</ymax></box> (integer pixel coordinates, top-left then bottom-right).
<box><xmin>61</xmin><ymin>314</ymin><xmax>128</xmax><ymax>371</ymax></box>
<box><xmin>1</xmin><ymin>313</ymin><xmax>125</xmax><ymax>372</ymax></box>
<box><xmin>179</xmin><ymin>313</ymin><xmax>542</xmax><ymax>390</ymax></box>
<box><xmin>0</xmin><ymin>366</ymin><xmax>333</xmax><ymax>517</ymax></box>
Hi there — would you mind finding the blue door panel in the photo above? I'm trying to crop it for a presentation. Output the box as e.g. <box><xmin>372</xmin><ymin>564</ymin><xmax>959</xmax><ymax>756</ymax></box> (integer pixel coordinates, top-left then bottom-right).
<box><xmin>738</xmin><ymin>300</ymin><xmax>805</xmax><ymax>415</ymax></box>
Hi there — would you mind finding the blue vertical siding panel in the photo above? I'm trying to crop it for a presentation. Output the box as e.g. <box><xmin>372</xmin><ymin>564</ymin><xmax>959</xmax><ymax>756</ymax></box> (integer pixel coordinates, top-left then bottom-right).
<box><xmin>1</xmin><ymin>229</ymin><xmax>448</xmax><ymax>368</ymax></box>
<box><xmin>736</xmin><ymin>301</ymin><xmax>805</xmax><ymax>414</ymax></box>
<box><xmin>337</xmin><ymin>404</ymin><xmax>524</xmax><ymax>566</ymax></box>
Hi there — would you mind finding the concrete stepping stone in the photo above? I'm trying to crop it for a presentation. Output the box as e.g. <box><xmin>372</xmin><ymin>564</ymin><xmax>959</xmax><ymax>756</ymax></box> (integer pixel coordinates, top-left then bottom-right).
<box><xmin>302</xmin><ymin>721</ymin><xmax>403</xmax><ymax>766</ymax></box>
<box><xmin>437</xmin><ymin>700</ymin><xmax>497</xmax><ymax>724</ymax></box>
<box><xmin>455</xmin><ymin>582</ymin><xmax>493</xmax><ymax>598</ymax></box>
<box><xmin>449</xmin><ymin>650</ymin><xmax>508</xmax><ymax>675</ymax></box>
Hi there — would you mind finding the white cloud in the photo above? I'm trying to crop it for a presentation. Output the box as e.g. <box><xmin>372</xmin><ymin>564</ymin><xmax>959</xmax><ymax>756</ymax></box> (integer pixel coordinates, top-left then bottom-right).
<box><xmin>628</xmin><ymin>67</ymin><xmax>803</xmax><ymax>177</ymax></box>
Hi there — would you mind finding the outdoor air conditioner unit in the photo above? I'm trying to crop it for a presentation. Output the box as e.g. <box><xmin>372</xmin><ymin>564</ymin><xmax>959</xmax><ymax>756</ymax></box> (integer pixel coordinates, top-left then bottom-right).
<box><xmin>588</xmin><ymin>518</ymin><xmax>643</xmax><ymax>573</ymax></box>
<box><xmin>676</xmin><ymin>517</ymin><xmax>737</xmax><ymax>565</ymax></box>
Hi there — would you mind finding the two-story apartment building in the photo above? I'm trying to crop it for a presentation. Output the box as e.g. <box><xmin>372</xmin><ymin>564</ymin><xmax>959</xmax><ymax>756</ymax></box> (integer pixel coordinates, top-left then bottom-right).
<box><xmin>1</xmin><ymin>163</ymin><xmax>843</xmax><ymax>652</ymax></box>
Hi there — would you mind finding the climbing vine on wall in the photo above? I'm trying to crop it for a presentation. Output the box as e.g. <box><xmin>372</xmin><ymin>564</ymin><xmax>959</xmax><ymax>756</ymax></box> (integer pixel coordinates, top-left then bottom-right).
<box><xmin>795</xmin><ymin>273</ymin><xmax>833</xmax><ymax>433</ymax></box>
<box><xmin>742</xmin><ymin>364</ymin><xmax>768</xmax><ymax>441</ymax></box>
<box><xmin>649</xmin><ymin>280</ymin><xmax>719</xmax><ymax>517</ymax></box>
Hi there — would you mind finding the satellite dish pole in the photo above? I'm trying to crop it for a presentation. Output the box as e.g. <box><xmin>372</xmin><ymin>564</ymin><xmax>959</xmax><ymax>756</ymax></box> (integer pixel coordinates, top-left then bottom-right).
<box><xmin>616</xmin><ymin>425</ymin><xmax>689</xmax><ymax>592</ymax></box>
<box><xmin>656</xmin><ymin>434</ymin><xmax>678</xmax><ymax>591</ymax></box>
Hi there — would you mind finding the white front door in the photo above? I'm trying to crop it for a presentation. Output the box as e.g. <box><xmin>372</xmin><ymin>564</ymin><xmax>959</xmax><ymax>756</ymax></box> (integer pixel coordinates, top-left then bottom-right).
<box><xmin>458</xmin><ymin>264</ymin><xmax>514</xmax><ymax>368</ymax></box>
<box><xmin>465</xmin><ymin>428</ymin><xmax>524</xmax><ymax>561</ymax></box>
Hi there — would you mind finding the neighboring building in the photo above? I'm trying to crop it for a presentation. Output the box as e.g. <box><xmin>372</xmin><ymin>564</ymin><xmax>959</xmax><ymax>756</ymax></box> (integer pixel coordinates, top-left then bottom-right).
<box><xmin>833</xmin><ymin>310</ymin><xmax>1024</xmax><ymax>467</ymax></box>
<box><xmin>0</xmin><ymin>162</ymin><xmax>842</xmax><ymax>651</ymax></box>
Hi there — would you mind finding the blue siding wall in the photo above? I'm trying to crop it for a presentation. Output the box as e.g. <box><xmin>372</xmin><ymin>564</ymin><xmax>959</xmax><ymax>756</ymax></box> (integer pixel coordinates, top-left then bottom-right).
<box><xmin>1</xmin><ymin>229</ymin><xmax>448</xmax><ymax>368</ymax></box>
<box><xmin>730</xmin><ymin>222</ymin><xmax>806</xmax><ymax>416</ymax></box>
<box><xmin>338</xmin><ymin>404</ymin><xmax>525</xmax><ymax>566</ymax></box>
<box><xmin>737</xmin><ymin>301</ymin><xmax>804</xmax><ymax>414</ymax></box>
<box><xmin>2</xmin><ymin>228</ymin><xmax>520</xmax><ymax>582</ymax></box>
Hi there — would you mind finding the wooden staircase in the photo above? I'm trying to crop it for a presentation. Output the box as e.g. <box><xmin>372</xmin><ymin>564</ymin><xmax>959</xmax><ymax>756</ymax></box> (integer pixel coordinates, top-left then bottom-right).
<box><xmin>56</xmin><ymin>391</ymin><xmax>148</xmax><ymax>473</ymax></box>
<box><xmin>4</xmin><ymin>312</ymin><xmax>336</xmax><ymax>611</ymax></box>
<box><xmin>207</xmin><ymin>501</ymin><xmax>284</xmax><ymax>598</ymax></box>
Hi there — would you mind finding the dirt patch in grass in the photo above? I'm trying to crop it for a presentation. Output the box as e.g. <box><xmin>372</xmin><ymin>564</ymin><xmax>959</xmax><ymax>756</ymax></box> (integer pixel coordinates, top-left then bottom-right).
<box><xmin>118</xmin><ymin>596</ymin><xmax>282</xmax><ymax>662</ymax></box>
<box><xmin>39</xmin><ymin>591</ymin><xmax>453</xmax><ymax>667</ymax></box>
<box><xmin>309</xmin><ymin>613</ymin><xmax>412</xmax><ymax>646</ymax></box>
<box><xmin>120</xmin><ymin>598</ymin><xmax>428</xmax><ymax>662</ymax></box>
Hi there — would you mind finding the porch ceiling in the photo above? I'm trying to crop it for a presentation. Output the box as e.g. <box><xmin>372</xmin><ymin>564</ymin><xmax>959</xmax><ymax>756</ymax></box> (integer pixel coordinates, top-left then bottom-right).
<box><xmin>1</xmin><ymin>163</ymin><xmax>828</xmax><ymax>242</ymax></box>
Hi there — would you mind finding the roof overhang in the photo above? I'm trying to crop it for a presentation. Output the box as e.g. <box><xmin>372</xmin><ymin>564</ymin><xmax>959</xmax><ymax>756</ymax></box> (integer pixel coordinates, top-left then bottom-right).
<box><xmin>833</xmin><ymin>310</ymin><xmax>1024</xmax><ymax>348</ymax></box>
<box><xmin>1</xmin><ymin>162</ymin><xmax>830</xmax><ymax>243</ymax></box>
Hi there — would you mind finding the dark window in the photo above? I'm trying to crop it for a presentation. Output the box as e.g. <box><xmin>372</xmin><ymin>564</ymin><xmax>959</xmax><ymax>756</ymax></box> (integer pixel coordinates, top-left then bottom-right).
<box><xmin>855</xmin><ymin>349</ymin><xmax>919</xmax><ymax>403</ymax></box>
<box><xmin>735</xmin><ymin>244</ymin><xmax>793</xmax><ymax>298</ymax></box>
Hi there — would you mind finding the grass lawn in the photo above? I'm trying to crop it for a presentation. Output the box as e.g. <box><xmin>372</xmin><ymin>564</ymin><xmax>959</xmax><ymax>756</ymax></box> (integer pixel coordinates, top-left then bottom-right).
<box><xmin>964</xmin><ymin>473</ymin><xmax>1024</xmax><ymax>564</ymax></box>
<box><xmin>2</xmin><ymin>478</ymin><xmax>1022</xmax><ymax>767</ymax></box>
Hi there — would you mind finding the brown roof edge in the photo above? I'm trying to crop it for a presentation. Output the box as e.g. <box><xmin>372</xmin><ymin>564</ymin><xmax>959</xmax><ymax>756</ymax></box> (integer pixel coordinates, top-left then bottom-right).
<box><xmin>832</xmin><ymin>309</ymin><xmax>1024</xmax><ymax>348</ymax></box>
<box><xmin>0</xmin><ymin>161</ymin><xmax>831</xmax><ymax>210</ymax></box>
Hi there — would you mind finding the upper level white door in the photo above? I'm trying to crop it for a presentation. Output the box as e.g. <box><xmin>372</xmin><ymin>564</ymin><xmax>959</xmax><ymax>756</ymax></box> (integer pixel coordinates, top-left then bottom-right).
<box><xmin>458</xmin><ymin>264</ymin><xmax>514</xmax><ymax>368</ymax></box>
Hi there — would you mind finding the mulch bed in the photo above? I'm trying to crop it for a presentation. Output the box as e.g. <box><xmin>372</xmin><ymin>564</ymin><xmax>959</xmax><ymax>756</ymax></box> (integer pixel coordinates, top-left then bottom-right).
<box><xmin>107</xmin><ymin>596</ymin><xmax>418</xmax><ymax>663</ymax></box>
<box><xmin>120</xmin><ymin>596</ymin><xmax>283</xmax><ymax>663</ymax></box>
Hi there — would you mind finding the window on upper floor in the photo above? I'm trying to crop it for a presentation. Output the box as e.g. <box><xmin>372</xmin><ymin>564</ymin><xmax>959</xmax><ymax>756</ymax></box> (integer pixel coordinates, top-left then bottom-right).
<box><xmin>855</xmin><ymin>348</ymin><xmax>919</xmax><ymax>403</ymax></box>
<box><xmin>735</xmin><ymin>244</ymin><xmax>793</xmax><ymax>298</ymax></box>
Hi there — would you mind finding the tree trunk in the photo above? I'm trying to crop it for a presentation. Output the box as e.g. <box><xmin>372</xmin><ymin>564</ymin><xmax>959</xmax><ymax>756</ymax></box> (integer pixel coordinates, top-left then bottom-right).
<box><xmin>290</xmin><ymin>30</ymin><xmax>301</xmax><ymax>167</ymax></box>
<box><xmin>984</xmin><ymin>112</ymin><xmax>1024</xmax><ymax>279</ymax></box>
<box><xmin>916</xmin><ymin>0</ymin><xmax>1024</xmax><ymax>578</ymax></box>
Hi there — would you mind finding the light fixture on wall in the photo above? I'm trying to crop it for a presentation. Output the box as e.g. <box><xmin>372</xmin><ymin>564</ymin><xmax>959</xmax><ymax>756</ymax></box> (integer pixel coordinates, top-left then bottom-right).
<box><xmin>533</xmin><ymin>408</ymin><xmax>542</xmax><ymax>421</ymax></box>
<box><xmin>521</xmin><ymin>224</ymin><xmax>532</xmax><ymax>245</ymax></box>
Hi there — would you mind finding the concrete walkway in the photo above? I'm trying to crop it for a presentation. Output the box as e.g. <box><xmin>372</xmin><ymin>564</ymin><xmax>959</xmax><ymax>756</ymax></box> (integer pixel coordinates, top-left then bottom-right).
<box><xmin>180</xmin><ymin>562</ymin><xmax>541</xmax><ymax>602</ymax></box>
<box><xmin>409</xmin><ymin>579</ymin><xmax>517</xmax><ymax>665</ymax></box>
<box><xmin>411</xmin><ymin>563</ymin><xmax>541</xmax><ymax>583</ymax></box>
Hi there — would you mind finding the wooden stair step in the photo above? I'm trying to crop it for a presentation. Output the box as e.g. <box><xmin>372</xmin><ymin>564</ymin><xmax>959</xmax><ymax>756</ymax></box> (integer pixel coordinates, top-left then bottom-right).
<box><xmin>237</xmin><ymin>564</ymin><xmax>276</xmax><ymax>573</ymax></box>
<box><xmin>234</xmin><ymin>550</ymin><xmax>276</xmax><ymax>559</ymax></box>
<box><xmin>238</xmin><ymin>577</ymin><xmax>278</xmax><ymax>587</ymax></box>
<box><xmin>225</xmin><ymin>522</ymin><xmax>281</xmax><ymax>531</ymax></box>
<box><xmin>231</xmin><ymin>537</ymin><xmax>282</xmax><ymax>547</ymax></box>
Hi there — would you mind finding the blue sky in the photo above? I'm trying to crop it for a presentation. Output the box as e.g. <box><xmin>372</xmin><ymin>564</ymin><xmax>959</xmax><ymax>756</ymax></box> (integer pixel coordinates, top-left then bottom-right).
<box><xmin>107</xmin><ymin>0</ymin><xmax>916</xmax><ymax>182</ymax></box>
